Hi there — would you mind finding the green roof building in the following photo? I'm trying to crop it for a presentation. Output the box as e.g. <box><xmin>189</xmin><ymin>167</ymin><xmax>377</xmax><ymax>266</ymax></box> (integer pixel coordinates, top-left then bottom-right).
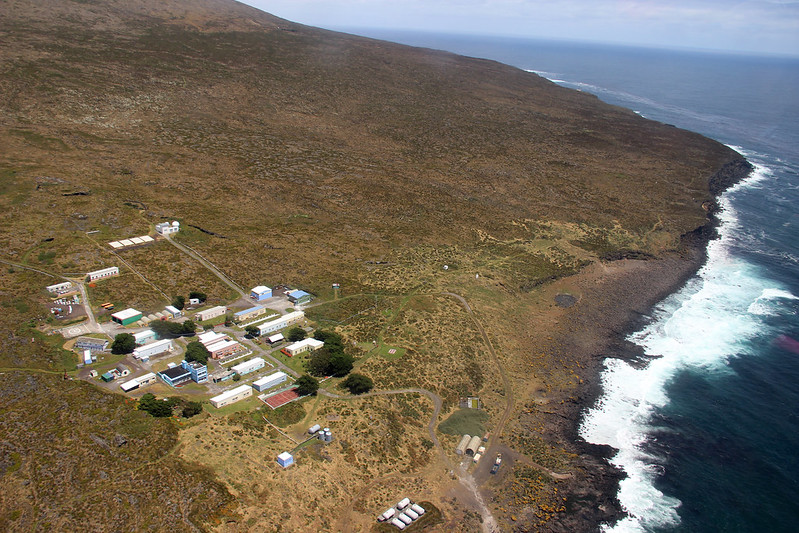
<box><xmin>110</xmin><ymin>308</ymin><xmax>143</xmax><ymax>326</ymax></box>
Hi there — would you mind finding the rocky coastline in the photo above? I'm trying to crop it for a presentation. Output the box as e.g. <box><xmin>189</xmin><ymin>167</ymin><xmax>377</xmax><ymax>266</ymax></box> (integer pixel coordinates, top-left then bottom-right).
<box><xmin>538</xmin><ymin>156</ymin><xmax>754</xmax><ymax>532</ymax></box>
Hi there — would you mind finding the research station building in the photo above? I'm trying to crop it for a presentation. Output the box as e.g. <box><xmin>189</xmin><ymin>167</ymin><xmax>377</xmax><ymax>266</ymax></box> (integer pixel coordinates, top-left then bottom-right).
<box><xmin>195</xmin><ymin>305</ymin><xmax>227</xmax><ymax>322</ymax></box>
<box><xmin>111</xmin><ymin>308</ymin><xmax>142</xmax><ymax>326</ymax></box>
<box><xmin>210</xmin><ymin>384</ymin><xmax>252</xmax><ymax>408</ymax></box>
<box><xmin>250</xmin><ymin>286</ymin><xmax>272</xmax><ymax>301</ymax></box>
<box><xmin>287</xmin><ymin>290</ymin><xmax>312</xmax><ymax>305</ymax></box>
<box><xmin>132</xmin><ymin>339</ymin><xmax>173</xmax><ymax>361</ymax></box>
<box><xmin>231</xmin><ymin>357</ymin><xmax>265</xmax><ymax>376</ymax></box>
<box><xmin>233</xmin><ymin>305</ymin><xmax>268</xmax><ymax>323</ymax></box>
<box><xmin>256</xmin><ymin>310</ymin><xmax>304</xmax><ymax>336</ymax></box>
<box><xmin>252</xmin><ymin>371</ymin><xmax>288</xmax><ymax>392</ymax></box>
<box><xmin>284</xmin><ymin>338</ymin><xmax>324</xmax><ymax>357</ymax></box>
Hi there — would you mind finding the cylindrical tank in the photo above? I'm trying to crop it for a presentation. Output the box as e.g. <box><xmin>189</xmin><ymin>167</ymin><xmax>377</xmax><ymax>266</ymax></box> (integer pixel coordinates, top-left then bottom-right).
<box><xmin>411</xmin><ymin>504</ymin><xmax>425</xmax><ymax>515</ymax></box>
<box><xmin>405</xmin><ymin>508</ymin><xmax>419</xmax><ymax>520</ymax></box>
<box><xmin>398</xmin><ymin>513</ymin><xmax>412</xmax><ymax>525</ymax></box>
<box><xmin>397</xmin><ymin>497</ymin><xmax>411</xmax><ymax>510</ymax></box>
<box><xmin>308</xmin><ymin>424</ymin><xmax>321</xmax><ymax>434</ymax></box>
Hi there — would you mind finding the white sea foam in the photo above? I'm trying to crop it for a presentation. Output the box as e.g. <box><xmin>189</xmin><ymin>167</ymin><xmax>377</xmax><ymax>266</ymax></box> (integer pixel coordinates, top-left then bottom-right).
<box><xmin>748</xmin><ymin>288</ymin><xmax>799</xmax><ymax>316</ymax></box>
<box><xmin>579</xmin><ymin>162</ymin><xmax>790</xmax><ymax>531</ymax></box>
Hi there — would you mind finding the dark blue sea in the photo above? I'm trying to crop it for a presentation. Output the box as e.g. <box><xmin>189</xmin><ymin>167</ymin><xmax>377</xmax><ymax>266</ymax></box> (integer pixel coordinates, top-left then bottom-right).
<box><xmin>341</xmin><ymin>29</ymin><xmax>799</xmax><ymax>532</ymax></box>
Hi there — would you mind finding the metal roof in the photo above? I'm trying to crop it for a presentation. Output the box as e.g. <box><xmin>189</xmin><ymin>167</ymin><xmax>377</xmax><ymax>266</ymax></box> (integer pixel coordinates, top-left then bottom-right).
<box><xmin>234</xmin><ymin>305</ymin><xmax>264</xmax><ymax>316</ymax></box>
<box><xmin>111</xmin><ymin>308</ymin><xmax>141</xmax><ymax>321</ymax></box>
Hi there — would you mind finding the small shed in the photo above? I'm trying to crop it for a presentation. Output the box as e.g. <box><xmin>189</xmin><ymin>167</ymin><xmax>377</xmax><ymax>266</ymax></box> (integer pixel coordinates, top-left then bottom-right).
<box><xmin>277</xmin><ymin>452</ymin><xmax>294</xmax><ymax>468</ymax></box>
<box><xmin>267</xmin><ymin>333</ymin><xmax>285</xmax><ymax>344</ymax></box>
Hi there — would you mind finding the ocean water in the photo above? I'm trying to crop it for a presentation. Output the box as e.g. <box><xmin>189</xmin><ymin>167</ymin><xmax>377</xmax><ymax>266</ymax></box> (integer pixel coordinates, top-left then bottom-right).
<box><xmin>342</xmin><ymin>30</ymin><xmax>799</xmax><ymax>532</ymax></box>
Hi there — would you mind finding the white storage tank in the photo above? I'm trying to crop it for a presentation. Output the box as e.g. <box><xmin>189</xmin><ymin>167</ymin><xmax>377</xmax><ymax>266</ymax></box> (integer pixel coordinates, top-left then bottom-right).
<box><xmin>411</xmin><ymin>503</ymin><xmax>425</xmax><ymax>515</ymax></box>
<box><xmin>405</xmin><ymin>508</ymin><xmax>419</xmax><ymax>520</ymax></box>
<box><xmin>308</xmin><ymin>424</ymin><xmax>321</xmax><ymax>434</ymax></box>
<box><xmin>397</xmin><ymin>497</ymin><xmax>411</xmax><ymax>510</ymax></box>
<box><xmin>398</xmin><ymin>513</ymin><xmax>412</xmax><ymax>525</ymax></box>
<box><xmin>381</xmin><ymin>508</ymin><xmax>396</xmax><ymax>521</ymax></box>
<box><xmin>391</xmin><ymin>517</ymin><xmax>406</xmax><ymax>530</ymax></box>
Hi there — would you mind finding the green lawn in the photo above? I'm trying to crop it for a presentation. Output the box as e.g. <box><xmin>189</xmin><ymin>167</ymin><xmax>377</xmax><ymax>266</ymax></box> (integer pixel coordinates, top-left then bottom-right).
<box><xmin>377</xmin><ymin>344</ymin><xmax>406</xmax><ymax>360</ymax></box>
<box><xmin>438</xmin><ymin>408</ymin><xmax>490</xmax><ymax>436</ymax></box>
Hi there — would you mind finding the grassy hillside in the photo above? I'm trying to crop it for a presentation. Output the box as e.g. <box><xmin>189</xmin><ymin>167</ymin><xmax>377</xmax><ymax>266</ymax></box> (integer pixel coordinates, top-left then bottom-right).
<box><xmin>0</xmin><ymin>0</ymin><xmax>746</xmax><ymax>531</ymax></box>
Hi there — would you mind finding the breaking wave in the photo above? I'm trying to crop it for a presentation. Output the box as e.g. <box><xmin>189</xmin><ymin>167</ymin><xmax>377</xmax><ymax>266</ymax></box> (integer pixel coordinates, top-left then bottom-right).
<box><xmin>578</xmin><ymin>162</ymin><xmax>794</xmax><ymax>532</ymax></box>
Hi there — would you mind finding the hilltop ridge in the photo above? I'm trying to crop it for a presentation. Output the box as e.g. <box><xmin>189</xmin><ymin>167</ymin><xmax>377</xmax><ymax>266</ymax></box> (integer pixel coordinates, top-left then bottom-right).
<box><xmin>0</xmin><ymin>1</ymin><xmax>748</xmax><ymax>532</ymax></box>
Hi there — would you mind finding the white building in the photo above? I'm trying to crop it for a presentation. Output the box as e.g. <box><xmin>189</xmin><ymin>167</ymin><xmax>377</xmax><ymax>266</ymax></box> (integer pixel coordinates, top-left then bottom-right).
<box><xmin>256</xmin><ymin>311</ymin><xmax>305</xmax><ymax>336</ymax></box>
<box><xmin>86</xmin><ymin>266</ymin><xmax>119</xmax><ymax>282</ymax></box>
<box><xmin>46</xmin><ymin>281</ymin><xmax>73</xmax><ymax>294</ymax></box>
<box><xmin>250</xmin><ymin>285</ymin><xmax>272</xmax><ymax>301</ymax></box>
<box><xmin>164</xmin><ymin>305</ymin><xmax>182</xmax><ymax>318</ymax></box>
<box><xmin>276</xmin><ymin>452</ymin><xmax>294</xmax><ymax>468</ymax></box>
<box><xmin>155</xmin><ymin>221</ymin><xmax>180</xmax><ymax>235</ymax></box>
<box><xmin>198</xmin><ymin>331</ymin><xmax>228</xmax><ymax>347</ymax></box>
<box><xmin>119</xmin><ymin>372</ymin><xmax>157</xmax><ymax>393</ymax></box>
<box><xmin>133</xmin><ymin>329</ymin><xmax>156</xmax><ymax>346</ymax></box>
<box><xmin>231</xmin><ymin>357</ymin><xmax>265</xmax><ymax>376</ymax></box>
<box><xmin>195</xmin><ymin>305</ymin><xmax>227</xmax><ymax>322</ymax></box>
<box><xmin>266</xmin><ymin>333</ymin><xmax>285</xmax><ymax>344</ymax></box>
<box><xmin>252</xmin><ymin>371</ymin><xmax>288</xmax><ymax>392</ymax></box>
<box><xmin>206</xmin><ymin>339</ymin><xmax>241</xmax><ymax>359</ymax></box>
<box><xmin>284</xmin><ymin>338</ymin><xmax>324</xmax><ymax>357</ymax></box>
<box><xmin>133</xmin><ymin>339</ymin><xmax>173</xmax><ymax>360</ymax></box>
<box><xmin>210</xmin><ymin>384</ymin><xmax>252</xmax><ymax>408</ymax></box>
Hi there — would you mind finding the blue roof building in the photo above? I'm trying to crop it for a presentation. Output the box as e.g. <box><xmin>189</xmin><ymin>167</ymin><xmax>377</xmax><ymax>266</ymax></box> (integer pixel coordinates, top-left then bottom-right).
<box><xmin>287</xmin><ymin>290</ymin><xmax>312</xmax><ymax>305</ymax></box>
<box><xmin>233</xmin><ymin>305</ymin><xmax>268</xmax><ymax>323</ymax></box>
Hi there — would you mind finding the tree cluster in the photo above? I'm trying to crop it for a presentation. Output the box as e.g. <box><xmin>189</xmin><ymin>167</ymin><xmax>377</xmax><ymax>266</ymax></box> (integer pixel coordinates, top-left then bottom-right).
<box><xmin>185</xmin><ymin>340</ymin><xmax>211</xmax><ymax>365</ymax></box>
<box><xmin>171</xmin><ymin>295</ymin><xmax>185</xmax><ymax>310</ymax></box>
<box><xmin>286</xmin><ymin>326</ymin><xmax>306</xmax><ymax>342</ymax></box>
<box><xmin>295</xmin><ymin>374</ymin><xmax>319</xmax><ymax>396</ymax></box>
<box><xmin>150</xmin><ymin>319</ymin><xmax>196</xmax><ymax>339</ymax></box>
<box><xmin>340</xmin><ymin>373</ymin><xmax>373</xmax><ymax>395</ymax></box>
<box><xmin>110</xmin><ymin>333</ymin><xmax>135</xmax><ymax>354</ymax></box>
<box><xmin>138</xmin><ymin>393</ymin><xmax>203</xmax><ymax>418</ymax></box>
<box><xmin>171</xmin><ymin>291</ymin><xmax>207</xmax><ymax>310</ymax></box>
<box><xmin>138</xmin><ymin>393</ymin><xmax>177</xmax><ymax>418</ymax></box>
<box><xmin>306</xmin><ymin>330</ymin><xmax>353</xmax><ymax>377</ymax></box>
<box><xmin>189</xmin><ymin>291</ymin><xmax>207</xmax><ymax>303</ymax></box>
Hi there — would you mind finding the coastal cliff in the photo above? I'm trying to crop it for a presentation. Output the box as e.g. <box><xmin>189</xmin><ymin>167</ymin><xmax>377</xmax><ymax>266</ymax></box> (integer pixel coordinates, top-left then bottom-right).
<box><xmin>0</xmin><ymin>1</ymin><xmax>751</xmax><ymax>531</ymax></box>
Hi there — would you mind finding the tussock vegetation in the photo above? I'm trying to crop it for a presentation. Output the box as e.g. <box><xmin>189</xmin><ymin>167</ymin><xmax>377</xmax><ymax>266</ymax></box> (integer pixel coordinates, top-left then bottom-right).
<box><xmin>0</xmin><ymin>0</ymin><xmax>745</xmax><ymax>530</ymax></box>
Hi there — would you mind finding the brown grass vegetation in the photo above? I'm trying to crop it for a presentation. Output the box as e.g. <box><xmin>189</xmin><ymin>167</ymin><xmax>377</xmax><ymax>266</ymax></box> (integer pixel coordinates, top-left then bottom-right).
<box><xmin>0</xmin><ymin>0</ymin><xmax>747</xmax><ymax>530</ymax></box>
